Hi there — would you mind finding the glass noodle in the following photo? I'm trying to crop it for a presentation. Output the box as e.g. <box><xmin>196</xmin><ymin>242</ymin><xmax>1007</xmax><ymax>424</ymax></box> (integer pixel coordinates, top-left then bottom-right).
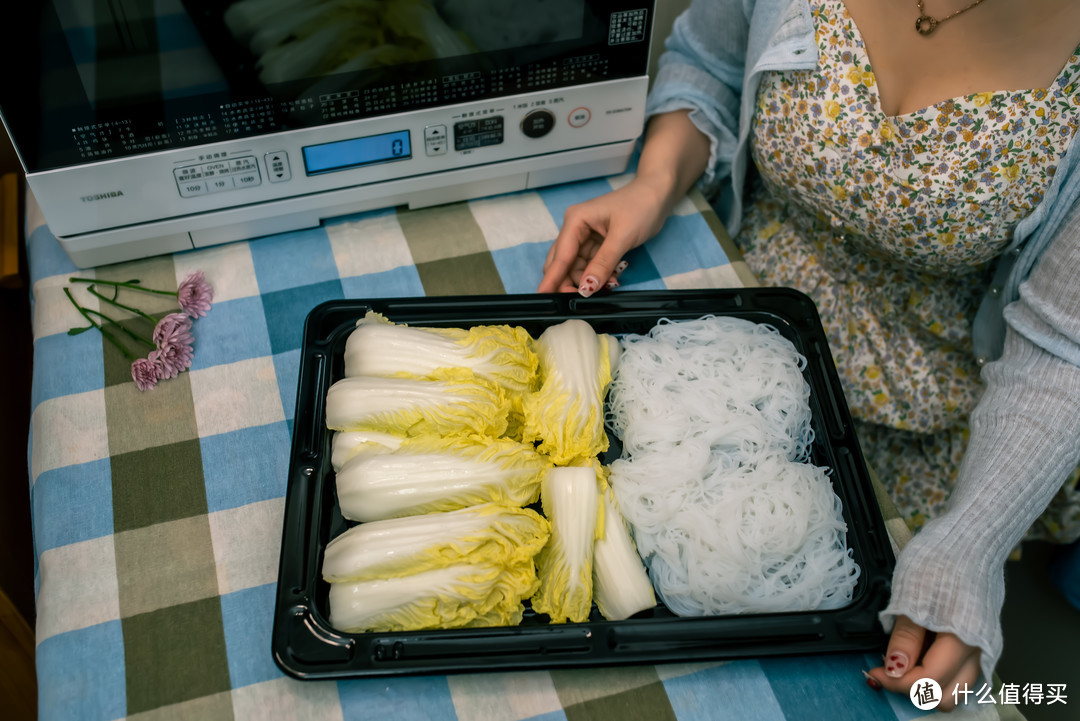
<box><xmin>606</xmin><ymin>316</ymin><xmax>860</xmax><ymax>616</ymax></box>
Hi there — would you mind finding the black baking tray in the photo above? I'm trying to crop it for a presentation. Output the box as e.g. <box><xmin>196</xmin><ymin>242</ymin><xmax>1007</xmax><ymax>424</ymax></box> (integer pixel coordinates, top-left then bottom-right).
<box><xmin>272</xmin><ymin>288</ymin><xmax>895</xmax><ymax>679</ymax></box>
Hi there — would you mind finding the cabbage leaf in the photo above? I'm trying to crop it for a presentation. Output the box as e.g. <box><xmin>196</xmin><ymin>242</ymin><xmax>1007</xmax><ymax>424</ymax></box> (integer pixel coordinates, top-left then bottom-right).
<box><xmin>329</xmin><ymin>559</ymin><xmax>540</xmax><ymax>633</ymax></box>
<box><xmin>530</xmin><ymin>465</ymin><xmax>601</xmax><ymax>623</ymax></box>
<box><xmin>322</xmin><ymin>503</ymin><xmax>550</xmax><ymax>582</ymax></box>
<box><xmin>335</xmin><ymin>434</ymin><xmax>551</xmax><ymax>522</ymax></box>
<box><xmin>522</xmin><ymin>319</ymin><xmax>616</xmax><ymax>464</ymax></box>
<box><xmin>325</xmin><ymin>371</ymin><xmax>511</xmax><ymax>438</ymax></box>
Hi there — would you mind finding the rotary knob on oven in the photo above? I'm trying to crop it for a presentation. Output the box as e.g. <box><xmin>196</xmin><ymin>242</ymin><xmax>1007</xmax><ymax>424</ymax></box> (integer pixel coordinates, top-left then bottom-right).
<box><xmin>520</xmin><ymin>108</ymin><xmax>556</xmax><ymax>139</ymax></box>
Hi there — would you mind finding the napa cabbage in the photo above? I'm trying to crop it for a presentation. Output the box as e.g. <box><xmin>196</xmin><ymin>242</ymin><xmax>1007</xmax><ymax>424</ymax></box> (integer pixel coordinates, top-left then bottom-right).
<box><xmin>335</xmin><ymin>434</ymin><xmax>551</xmax><ymax>522</ymax></box>
<box><xmin>330</xmin><ymin>430</ymin><xmax>404</xmax><ymax>471</ymax></box>
<box><xmin>322</xmin><ymin>503</ymin><xmax>550</xmax><ymax>582</ymax></box>
<box><xmin>522</xmin><ymin>319</ymin><xmax>618</xmax><ymax>464</ymax></box>
<box><xmin>324</xmin><ymin>371</ymin><xmax>510</xmax><ymax>438</ymax></box>
<box><xmin>328</xmin><ymin>559</ymin><xmax>540</xmax><ymax>633</ymax></box>
<box><xmin>592</xmin><ymin>483</ymin><xmax>657</xmax><ymax>621</ymax></box>
<box><xmin>344</xmin><ymin>311</ymin><xmax>538</xmax><ymax>396</ymax></box>
<box><xmin>530</xmin><ymin>465</ymin><xmax>602</xmax><ymax>624</ymax></box>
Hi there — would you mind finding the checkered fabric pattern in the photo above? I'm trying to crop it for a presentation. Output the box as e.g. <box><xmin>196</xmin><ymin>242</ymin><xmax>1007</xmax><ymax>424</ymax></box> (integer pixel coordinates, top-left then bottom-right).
<box><xmin>25</xmin><ymin>170</ymin><xmax>986</xmax><ymax>721</ymax></box>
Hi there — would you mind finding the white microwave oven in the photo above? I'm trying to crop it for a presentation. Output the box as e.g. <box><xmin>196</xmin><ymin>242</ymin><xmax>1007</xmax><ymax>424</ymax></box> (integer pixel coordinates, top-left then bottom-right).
<box><xmin>2</xmin><ymin>0</ymin><xmax>655</xmax><ymax>268</ymax></box>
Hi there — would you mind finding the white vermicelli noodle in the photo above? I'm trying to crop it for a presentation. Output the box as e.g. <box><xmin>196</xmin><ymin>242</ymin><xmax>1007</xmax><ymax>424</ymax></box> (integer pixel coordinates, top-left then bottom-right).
<box><xmin>607</xmin><ymin>316</ymin><xmax>860</xmax><ymax>615</ymax></box>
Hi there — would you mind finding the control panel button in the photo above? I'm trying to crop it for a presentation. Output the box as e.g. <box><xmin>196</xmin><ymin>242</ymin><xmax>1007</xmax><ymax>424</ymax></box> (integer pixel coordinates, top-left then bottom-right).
<box><xmin>424</xmin><ymin>125</ymin><xmax>448</xmax><ymax>156</ymax></box>
<box><xmin>521</xmin><ymin>108</ymin><xmax>556</xmax><ymax>139</ymax></box>
<box><xmin>206</xmin><ymin>176</ymin><xmax>236</xmax><ymax>193</ymax></box>
<box><xmin>235</xmin><ymin>172</ymin><xmax>261</xmax><ymax>187</ymax></box>
<box><xmin>265</xmin><ymin>151</ymin><xmax>291</xmax><ymax>182</ymax></box>
<box><xmin>568</xmin><ymin>107</ymin><xmax>592</xmax><ymax>128</ymax></box>
<box><xmin>174</xmin><ymin>155</ymin><xmax>261</xmax><ymax>198</ymax></box>
<box><xmin>177</xmin><ymin>180</ymin><xmax>209</xmax><ymax>197</ymax></box>
<box><xmin>454</xmin><ymin>117</ymin><xmax>504</xmax><ymax>150</ymax></box>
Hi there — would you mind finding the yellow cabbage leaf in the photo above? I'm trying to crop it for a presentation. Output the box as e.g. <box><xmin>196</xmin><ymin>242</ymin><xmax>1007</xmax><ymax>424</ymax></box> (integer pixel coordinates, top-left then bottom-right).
<box><xmin>324</xmin><ymin>371</ymin><xmax>510</xmax><ymax>438</ymax></box>
<box><xmin>322</xmin><ymin>503</ymin><xmax>550</xmax><ymax>582</ymax></box>
<box><xmin>344</xmin><ymin>311</ymin><xmax>538</xmax><ymax>396</ymax></box>
<box><xmin>522</xmin><ymin>319</ymin><xmax>617</xmax><ymax>464</ymax></box>
<box><xmin>328</xmin><ymin>559</ymin><xmax>540</xmax><ymax>633</ymax></box>
<box><xmin>334</xmin><ymin>434</ymin><xmax>552</xmax><ymax>522</ymax></box>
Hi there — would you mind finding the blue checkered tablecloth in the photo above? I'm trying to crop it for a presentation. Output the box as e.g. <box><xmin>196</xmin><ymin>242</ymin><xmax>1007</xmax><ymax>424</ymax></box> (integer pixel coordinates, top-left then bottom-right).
<box><xmin>24</xmin><ymin>166</ymin><xmax>1014</xmax><ymax>721</ymax></box>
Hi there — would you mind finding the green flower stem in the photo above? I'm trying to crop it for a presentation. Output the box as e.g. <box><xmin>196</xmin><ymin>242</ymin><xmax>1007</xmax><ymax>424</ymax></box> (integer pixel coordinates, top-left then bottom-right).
<box><xmin>82</xmin><ymin>308</ymin><xmax>156</xmax><ymax>348</ymax></box>
<box><xmin>87</xmin><ymin>285</ymin><xmax>161</xmax><ymax>326</ymax></box>
<box><xmin>63</xmin><ymin>288</ymin><xmax>139</xmax><ymax>361</ymax></box>
<box><xmin>68</xmin><ymin>277</ymin><xmax>178</xmax><ymax>297</ymax></box>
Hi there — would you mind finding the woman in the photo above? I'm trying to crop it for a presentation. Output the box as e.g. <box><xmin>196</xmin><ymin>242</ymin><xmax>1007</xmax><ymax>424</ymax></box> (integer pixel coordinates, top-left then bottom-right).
<box><xmin>539</xmin><ymin>0</ymin><xmax>1080</xmax><ymax>710</ymax></box>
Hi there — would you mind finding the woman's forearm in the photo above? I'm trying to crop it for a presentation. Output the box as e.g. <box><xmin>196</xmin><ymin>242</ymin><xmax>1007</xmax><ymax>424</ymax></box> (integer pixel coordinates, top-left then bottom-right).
<box><xmin>634</xmin><ymin>110</ymin><xmax>712</xmax><ymax>214</ymax></box>
<box><xmin>882</xmin><ymin>202</ymin><xmax>1080</xmax><ymax>682</ymax></box>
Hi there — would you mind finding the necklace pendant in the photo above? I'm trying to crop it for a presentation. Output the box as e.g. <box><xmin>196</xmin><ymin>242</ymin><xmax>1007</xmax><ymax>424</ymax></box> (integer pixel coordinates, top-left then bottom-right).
<box><xmin>915</xmin><ymin>15</ymin><xmax>938</xmax><ymax>34</ymax></box>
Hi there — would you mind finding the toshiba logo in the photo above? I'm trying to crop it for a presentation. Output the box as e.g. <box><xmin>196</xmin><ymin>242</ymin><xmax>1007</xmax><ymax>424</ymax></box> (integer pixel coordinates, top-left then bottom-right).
<box><xmin>80</xmin><ymin>190</ymin><xmax>125</xmax><ymax>202</ymax></box>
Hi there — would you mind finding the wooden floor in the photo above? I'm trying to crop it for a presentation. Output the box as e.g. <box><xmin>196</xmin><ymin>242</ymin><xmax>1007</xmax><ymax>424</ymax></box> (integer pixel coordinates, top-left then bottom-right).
<box><xmin>0</xmin><ymin>587</ymin><xmax>36</xmax><ymax>720</ymax></box>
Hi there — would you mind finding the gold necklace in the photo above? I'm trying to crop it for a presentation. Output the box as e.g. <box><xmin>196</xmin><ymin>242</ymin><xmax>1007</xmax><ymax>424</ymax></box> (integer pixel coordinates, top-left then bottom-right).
<box><xmin>915</xmin><ymin>0</ymin><xmax>990</xmax><ymax>35</ymax></box>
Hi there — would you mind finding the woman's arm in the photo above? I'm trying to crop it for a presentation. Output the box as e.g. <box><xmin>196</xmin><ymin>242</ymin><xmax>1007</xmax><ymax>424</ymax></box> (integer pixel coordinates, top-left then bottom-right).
<box><xmin>869</xmin><ymin>201</ymin><xmax>1080</xmax><ymax>705</ymax></box>
<box><xmin>538</xmin><ymin>0</ymin><xmax>751</xmax><ymax>294</ymax></box>
<box><xmin>538</xmin><ymin>111</ymin><xmax>710</xmax><ymax>293</ymax></box>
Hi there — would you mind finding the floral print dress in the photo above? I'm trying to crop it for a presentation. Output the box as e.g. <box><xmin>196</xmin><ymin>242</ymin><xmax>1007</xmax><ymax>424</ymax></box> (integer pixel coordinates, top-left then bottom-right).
<box><xmin>735</xmin><ymin>0</ymin><xmax>1080</xmax><ymax>537</ymax></box>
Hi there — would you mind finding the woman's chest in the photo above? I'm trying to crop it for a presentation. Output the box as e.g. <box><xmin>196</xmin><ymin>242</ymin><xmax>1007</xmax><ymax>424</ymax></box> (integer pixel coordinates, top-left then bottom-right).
<box><xmin>839</xmin><ymin>0</ymin><xmax>1080</xmax><ymax>117</ymax></box>
<box><xmin>749</xmin><ymin>0</ymin><xmax>1080</xmax><ymax>271</ymax></box>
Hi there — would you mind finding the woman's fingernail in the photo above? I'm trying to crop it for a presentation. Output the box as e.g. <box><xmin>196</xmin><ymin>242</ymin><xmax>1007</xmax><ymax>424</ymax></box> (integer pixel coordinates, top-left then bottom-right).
<box><xmin>885</xmin><ymin>651</ymin><xmax>909</xmax><ymax>678</ymax></box>
<box><xmin>605</xmin><ymin>277</ymin><xmax>620</xmax><ymax>290</ymax></box>
<box><xmin>578</xmin><ymin>275</ymin><xmax>601</xmax><ymax>298</ymax></box>
<box><xmin>861</xmin><ymin>670</ymin><xmax>883</xmax><ymax>691</ymax></box>
<box><xmin>614</xmin><ymin>260</ymin><xmax>629</xmax><ymax>276</ymax></box>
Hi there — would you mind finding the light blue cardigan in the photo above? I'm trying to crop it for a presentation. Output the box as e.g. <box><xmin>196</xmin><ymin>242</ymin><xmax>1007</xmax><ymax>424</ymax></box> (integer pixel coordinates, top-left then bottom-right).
<box><xmin>645</xmin><ymin>0</ymin><xmax>1080</xmax><ymax>362</ymax></box>
<box><xmin>644</xmin><ymin>0</ymin><xmax>1080</xmax><ymax>683</ymax></box>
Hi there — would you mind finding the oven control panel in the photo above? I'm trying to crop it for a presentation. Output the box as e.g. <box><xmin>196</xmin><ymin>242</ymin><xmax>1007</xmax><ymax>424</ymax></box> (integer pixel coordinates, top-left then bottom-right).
<box><xmin>173</xmin><ymin>156</ymin><xmax>262</xmax><ymax>197</ymax></box>
<box><xmin>162</xmin><ymin>77</ymin><xmax>623</xmax><ymax>201</ymax></box>
<box><xmin>31</xmin><ymin>76</ymin><xmax>648</xmax><ymax>250</ymax></box>
<box><xmin>167</xmin><ymin>99</ymin><xmax>593</xmax><ymax>200</ymax></box>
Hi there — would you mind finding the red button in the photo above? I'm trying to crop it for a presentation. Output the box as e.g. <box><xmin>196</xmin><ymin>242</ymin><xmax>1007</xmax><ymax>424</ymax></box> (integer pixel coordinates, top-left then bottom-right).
<box><xmin>568</xmin><ymin>107</ymin><xmax>591</xmax><ymax>128</ymax></box>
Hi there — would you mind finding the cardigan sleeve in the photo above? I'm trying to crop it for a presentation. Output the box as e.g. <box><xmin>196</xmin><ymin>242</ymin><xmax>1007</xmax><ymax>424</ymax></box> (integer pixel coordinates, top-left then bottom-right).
<box><xmin>644</xmin><ymin>0</ymin><xmax>751</xmax><ymax>194</ymax></box>
<box><xmin>879</xmin><ymin>199</ymin><xmax>1080</xmax><ymax>683</ymax></box>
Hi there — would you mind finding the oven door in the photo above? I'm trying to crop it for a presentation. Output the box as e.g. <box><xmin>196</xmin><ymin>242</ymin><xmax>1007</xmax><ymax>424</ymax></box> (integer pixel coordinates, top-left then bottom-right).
<box><xmin>1</xmin><ymin>0</ymin><xmax>655</xmax><ymax>266</ymax></box>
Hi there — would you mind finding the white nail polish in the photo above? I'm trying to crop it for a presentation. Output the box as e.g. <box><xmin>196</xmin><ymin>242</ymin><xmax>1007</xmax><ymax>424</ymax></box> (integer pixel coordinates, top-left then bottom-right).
<box><xmin>578</xmin><ymin>275</ymin><xmax>600</xmax><ymax>298</ymax></box>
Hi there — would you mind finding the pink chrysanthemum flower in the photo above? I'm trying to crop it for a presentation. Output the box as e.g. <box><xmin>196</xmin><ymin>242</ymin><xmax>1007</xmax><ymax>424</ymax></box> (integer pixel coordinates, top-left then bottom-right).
<box><xmin>131</xmin><ymin>357</ymin><xmax>160</xmax><ymax>391</ymax></box>
<box><xmin>153</xmin><ymin>312</ymin><xmax>194</xmax><ymax>348</ymax></box>
<box><xmin>177</xmin><ymin>271</ymin><xmax>213</xmax><ymax>318</ymax></box>
<box><xmin>151</xmin><ymin>340</ymin><xmax>195</xmax><ymax>379</ymax></box>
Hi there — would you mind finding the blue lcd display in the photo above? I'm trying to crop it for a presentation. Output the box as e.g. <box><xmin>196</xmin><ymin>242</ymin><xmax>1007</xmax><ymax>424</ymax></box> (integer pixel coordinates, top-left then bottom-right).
<box><xmin>302</xmin><ymin>130</ymin><xmax>411</xmax><ymax>175</ymax></box>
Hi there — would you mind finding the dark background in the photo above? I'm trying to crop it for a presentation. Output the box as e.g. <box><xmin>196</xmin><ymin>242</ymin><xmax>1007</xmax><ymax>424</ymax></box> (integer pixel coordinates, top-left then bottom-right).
<box><xmin>1</xmin><ymin>121</ymin><xmax>36</xmax><ymax>721</ymax></box>
<box><xmin>1</xmin><ymin>124</ymin><xmax>34</xmax><ymax>625</ymax></box>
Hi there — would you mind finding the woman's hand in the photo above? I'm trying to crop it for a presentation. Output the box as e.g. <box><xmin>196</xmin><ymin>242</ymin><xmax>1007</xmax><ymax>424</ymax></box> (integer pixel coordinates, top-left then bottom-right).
<box><xmin>538</xmin><ymin>177</ymin><xmax>672</xmax><ymax>295</ymax></box>
<box><xmin>537</xmin><ymin>109</ymin><xmax>712</xmax><ymax>295</ymax></box>
<box><xmin>866</xmin><ymin>615</ymin><xmax>982</xmax><ymax>712</ymax></box>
